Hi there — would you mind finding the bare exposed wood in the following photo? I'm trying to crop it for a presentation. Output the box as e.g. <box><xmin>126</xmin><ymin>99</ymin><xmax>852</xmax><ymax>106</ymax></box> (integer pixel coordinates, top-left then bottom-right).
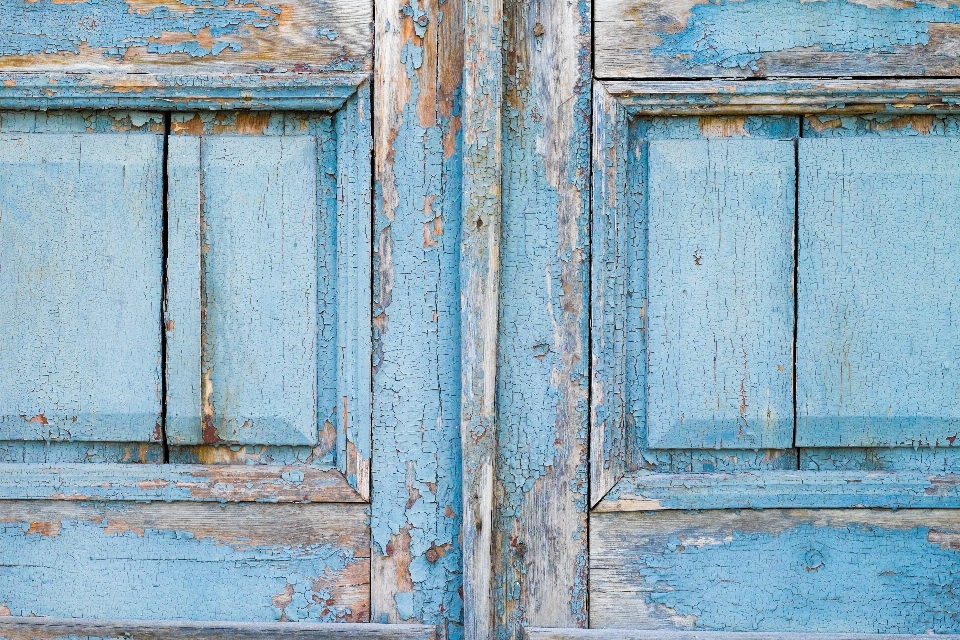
<box><xmin>0</xmin><ymin>1</ymin><xmax>371</xmax><ymax>75</ymax></box>
<box><xmin>0</xmin><ymin>464</ymin><xmax>363</xmax><ymax>503</ymax></box>
<box><xmin>0</xmin><ymin>618</ymin><xmax>435</xmax><ymax>640</ymax></box>
<box><xmin>460</xmin><ymin>0</ymin><xmax>503</xmax><ymax>636</ymax></box>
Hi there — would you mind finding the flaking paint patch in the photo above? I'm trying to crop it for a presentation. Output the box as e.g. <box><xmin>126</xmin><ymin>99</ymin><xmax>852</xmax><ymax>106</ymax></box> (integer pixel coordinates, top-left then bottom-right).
<box><xmin>0</xmin><ymin>517</ymin><xmax>363</xmax><ymax>621</ymax></box>
<box><xmin>0</xmin><ymin>0</ymin><xmax>278</xmax><ymax>59</ymax></box>
<box><xmin>653</xmin><ymin>0</ymin><xmax>960</xmax><ymax>71</ymax></box>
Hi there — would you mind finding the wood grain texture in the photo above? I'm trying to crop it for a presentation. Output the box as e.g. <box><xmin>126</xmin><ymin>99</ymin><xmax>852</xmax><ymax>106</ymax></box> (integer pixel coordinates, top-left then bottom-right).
<box><xmin>596</xmin><ymin>470</ymin><xmax>960</xmax><ymax>512</ymax></box>
<box><xmin>596</xmin><ymin>0</ymin><xmax>960</xmax><ymax>79</ymax></box>
<box><xmin>0</xmin><ymin>501</ymin><xmax>369</xmax><ymax>622</ymax></box>
<box><xmin>797</xmin><ymin>138</ymin><xmax>960</xmax><ymax>448</ymax></box>
<box><xmin>0</xmin><ymin>127</ymin><xmax>163</xmax><ymax>443</ymax></box>
<box><xmin>371</xmin><ymin>0</ymin><xmax>464</xmax><ymax>635</ymax></box>
<box><xmin>0</xmin><ymin>0</ymin><xmax>371</xmax><ymax>74</ymax></box>
<box><xmin>0</xmin><ymin>463</ymin><xmax>362</xmax><ymax>502</ymax></box>
<box><xmin>0</xmin><ymin>618</ymin><xmax>435</xmax><ymax>640</ymax></box>
<box><xmin>460</xmin><ymin>0</ymin><xmax>502</xmax><ymax>635</ymax></box>
<box><xmin>527</xmin><ymin>630</ymin><xmax>960</xmax><ymax>640</ymax></box>
<box><xmin>496</xmin><ymin>0</ymin><xmax>591</xmax><ymax>634</ymax></box>
<box><xmin>646</xmin><ymin>139</ymin><xmax>795</xmax><ymax>450</ymax></box>
<box><xmin>591</xmin><ymin>509</ymin><xmax>960</xmax><ymax>632</ymax></box>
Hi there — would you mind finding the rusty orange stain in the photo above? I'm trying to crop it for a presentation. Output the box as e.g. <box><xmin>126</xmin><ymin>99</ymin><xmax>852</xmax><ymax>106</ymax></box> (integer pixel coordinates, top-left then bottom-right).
<box><xmin>103</xmin><ymin>519</ymin><xmax>145</xmax><ymax>537</ymax></box>
<box><xmin>172</xmin><ymin>114</ymin><xmax>203</xmax><ymax>136</ymax></box>
<box><xmin>2</xmin><ymin>80</ymin><xmax>14</xmax><ymax>88</ymax></box>
<box><xmin>699</xmin><ymin>116</ymin><xmax>749</xmax><ymax>137</ymax></box>
<box><xmin>25</xmin><ymin>521</ymin><xmax>62</xmax><ymax>537</ymax></box>
<box><xmin>231</xmin><ymin>111</ymin><xmax>272</xmax><ymax>134</ymax></box>
<box><xmin>137</xmin><ymin>479</ymin><xmax>170</xmax><ymax>490</ymax></box>
<box><xmin>271</xmin><ymin>583</ymin><xmax>295</xmax><ymax>621</ymax></box>
<box><xmin>21</xmin><ymin>413</ymin><xmax>48</xmax><ymax>425</ymax></box>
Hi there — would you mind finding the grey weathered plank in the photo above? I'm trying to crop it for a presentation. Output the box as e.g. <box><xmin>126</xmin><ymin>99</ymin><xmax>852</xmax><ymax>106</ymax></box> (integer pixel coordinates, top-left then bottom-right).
<box><xmin>0</xmin><ymin>1</ymin><xmax>371</xmax><ymax>75</ymax></box>
<box><xmin>596</xmin><ymin>0</ymin><xmax>960</xmax><ymax>79</ymax></box>
<box><xmin>0</xmin><ymin>500</ymin><xmax>370</xmax><ymax>622</ymax></box>
<box><xmin>461</xmin><ymin>0</ymin><xmax>502</xmax><ymax>634</ymax></box>
<box><xmin>0</xmin><ymin>128</ymin><xmax>163</xmax><ymax>443</ymax></box>
<box><xmin>595</xmin><ymin>470</ymin><xmax>960</xmax><ymax>512</ymax></box>
<box><xmin>370</xmin><ymin>0</ymin><xmax>464</xmax><ymax>633</ymax></box>
<box><xmin>0</xmin><ymin>618</ymin><xmax>434</xmax><ymax>640</ymax></box>
<box><xmin>590</xmin><ymin>509</ymin><xmax>960</xmax><ymax>632</ymax></box>
<box><xmin>0</xmin><ymin>463</ymin><xmax>362</xmax><ymax>503</ymax></box>
<box><xmin>646</xmin><ymin>139</ymin><xmax>795</xmax><ymax>450</ymax></box>
<box><xmin>797</xmin><ymin>138</ymin><xmax>960</xmax><ymax>448</ymax></box>
<box><xmin>495</xmin><ymin>0</ymin><xmax>591</xmax><ymax>633</ymax></box>
<box><xmin>527</xmin><ymin>630</ymin><xmax>960</xmax><ymax>640</ymax></box>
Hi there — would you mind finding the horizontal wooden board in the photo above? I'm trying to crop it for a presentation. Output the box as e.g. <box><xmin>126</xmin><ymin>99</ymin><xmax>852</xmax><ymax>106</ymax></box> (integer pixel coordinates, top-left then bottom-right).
<box><xmin>527</xmin><ymin>630</ymin><xmax>960</xmax><ymax>640</ymax></box>
<box><xmin>596</xmin><ymin>470</ymin><xmax>960</xmax><ymax>512</ymax></box>
<box><xmin>591</xmin><ymin>508</ymin><xmax>960</xmax><ymax>632</ymax></box>
<box><xmin>596</xmin><ymin>0</ymin><xmax>960</xmax><ymax>79</ymax></box>
<box><xmin>0</xmin><ymin>464</ymin><xmax>362</xmax><ymax>502</ymax></box>
<box><xmin>0</xmin><ymin>618</ymin><xmax>434</xmax><ymax>640</ymax></box>
<box><xmin>0</xmin><ymin>501</ymin><xmax>368</xmax><ymax>622</ymax></box>
<box><xmin>0</xmin><ymin>0</ymin><xmax>371</xmax><ymax>75</ymax></box>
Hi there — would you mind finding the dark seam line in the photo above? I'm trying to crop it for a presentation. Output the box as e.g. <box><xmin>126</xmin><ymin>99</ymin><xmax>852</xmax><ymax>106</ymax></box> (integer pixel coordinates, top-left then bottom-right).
<box><xmin>160</xmin><ymin>111</ymin><xmax>171</xmax><ymax>464</ymax></box>
<box><xmin>793</xmin><ymin>124</ymin><xmax>801</xmax><ymax>469</ymax></box>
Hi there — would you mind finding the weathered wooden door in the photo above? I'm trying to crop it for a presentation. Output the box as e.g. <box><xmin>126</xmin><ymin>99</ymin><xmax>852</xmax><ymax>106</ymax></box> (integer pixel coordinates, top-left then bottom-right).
<box><xmin>0</xmin><ymin>1</ymin><xmax>452</xmax><ymax>637</ymax></box>
<box><xmin>9</xmin><ymin>0</ymin><xmax>960</xmax><ymax>638</ymax></box>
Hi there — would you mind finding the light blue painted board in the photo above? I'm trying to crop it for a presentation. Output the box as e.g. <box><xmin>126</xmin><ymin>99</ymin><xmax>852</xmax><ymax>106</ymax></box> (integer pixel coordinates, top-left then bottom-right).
<box><xmin>797</xmin><ymin>138</ymin><xmax>960</xmax><ymax>448</ymax></box>
<box><xmin>646</xmin><ymin>139</ymin><xmax>795</xmax><ymax>449</ymax></box>
<box><xmin>591</xmin><ymin>508</ymin><xmax>960</xmax><ymax>632</ymax></box>
<box><xmin>0</xmin><ymin>132</ymin><xmax>163</xmax><ymax>442</ymax></box>
<box><xmin>167</xmin><ymin>129</ymin><xmax>329</xmax><ymax>447</ymax></box>
<box><xmin>0</xmin><ymin>501</ymin><xmax>369</xmax><ymax>622</ymax></box>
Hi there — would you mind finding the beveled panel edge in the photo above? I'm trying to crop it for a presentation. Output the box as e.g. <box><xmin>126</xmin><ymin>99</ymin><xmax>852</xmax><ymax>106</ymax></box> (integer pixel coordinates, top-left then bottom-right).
<box><xmin>593</xmin><ymin>470</ymin><xmax>960</xmax><ymax>512</ymax></box>
<box><xmin>0</xmin><ymin>463</ymin><xmax>366</xmax><ymax>503</ymax></box>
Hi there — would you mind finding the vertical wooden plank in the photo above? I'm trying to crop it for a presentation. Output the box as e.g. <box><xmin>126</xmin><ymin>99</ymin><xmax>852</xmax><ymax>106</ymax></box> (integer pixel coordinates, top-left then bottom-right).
<box><xmin>646</xmin><ymin>139</ymin><xmax>795</xmax><ymax>450</ymax></box>
<box><xmin>590</xmin><ymin>84</ymin><xmax>630</xmax><ymax>507</ymax></box>
<box><xmin>461</xmin><ymin>0</ymin><xmax>503</xmax><ymax>634</ymax></box>
<box><xmin>0</xmin><ymin>132</ymin><xmax>163</xmax><ymax>442</ymax></box>
<box><xmin>497</xmin><ymin>0</ymin><xmax>591</xmax><ymax>634</ymax></box>
<box><xmin>797</xmin><ymin>138</ymin><xmax>960</xmax><ymax>448</ymax></box>
<box><xmin>165</xmin><ymin>134</ymin><xmax>202</xmax><ymax>443</ymax></box>
<box><xmin>336</xmin><ymin>84</ymin><xmax>374</xmax><ymax>499</ymax></box>
<box><xmin>372</xmin><ymin>0</ymin><xmax>465</xmax><ymax>636</ymax></box>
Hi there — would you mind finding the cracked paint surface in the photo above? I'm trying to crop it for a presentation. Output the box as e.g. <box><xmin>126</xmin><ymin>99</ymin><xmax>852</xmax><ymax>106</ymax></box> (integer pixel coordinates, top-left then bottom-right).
<box><xmin>592</xmin><ymin>509</ymin><xmax>960</xmax><ymax>632</ymax></box>
<box><xmin>372</xmin><ymin>1</ymin><xmax>463</xmax><ymax>637</ymax></box>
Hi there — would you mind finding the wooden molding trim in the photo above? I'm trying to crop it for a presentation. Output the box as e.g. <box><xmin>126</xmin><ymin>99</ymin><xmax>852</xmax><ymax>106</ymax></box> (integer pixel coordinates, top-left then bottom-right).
<box><xmin>0</xmin><ymin>617</ymin><xmax>434</xmax><ymax>640</ymax></box>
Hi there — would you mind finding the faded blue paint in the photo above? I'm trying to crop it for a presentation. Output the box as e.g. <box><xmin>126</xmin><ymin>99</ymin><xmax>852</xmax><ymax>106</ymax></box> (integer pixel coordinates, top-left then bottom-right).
<box><xmin>636</xmin><ymin>521</ymin><xmax>960</xmax><ymax>632</ymax></box>
<box><xmin>653</xmin><ymin>0</ymin><xmax>960</xmax><ymax>71</ymax></box>
<box><xmin>0</xmin><ymin>512</ymin><xmax>361</xmax><ymax>622</ymax></box>
<box><xmin>0</xmin><ymin>0</ymin><xmax>277</xmax><ymax>59</ymax></box>
<box><xmin>797</xmin><ymin>138</ymin><xmax>960</xmax><ymax>448</ymax></box>
<box><xmin>646</xmin><ymin>139</ymin><xmax>795</xmax><ymax>449</ymax></box>
<box><xmin>371</xmin><ymin>5</ymin><xmax>463</xmax><ymax>635</ymax></box>
<box><xmin>0</xmin><ymin>130</ymin><xmax>163</xmax><ymax>443</ymax></box>
<box><xmin>804</xmin><ymin>114</ymin><xmax>960</xmax><ymax>137</ymax></box>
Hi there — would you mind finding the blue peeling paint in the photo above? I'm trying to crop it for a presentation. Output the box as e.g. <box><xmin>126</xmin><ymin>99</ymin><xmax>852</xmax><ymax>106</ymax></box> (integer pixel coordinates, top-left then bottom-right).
<box><xmin>0</xmin><ymin>0</ymin><xmax>277</xmax><ymax>59</ymax></box>
<box><xmin>653</xmin><ymin>0</ymin><xmax>960</xmax><ymax>71</ymax></box>
<box><xmin>637</xmin><ymin>522</ymin><xmax>960</xmax><ymax>632</ymax></box>
<box><xmin>0</xmin><ymin>518</ymin><xmax>360</xmax><ymax>622</ymax></box>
